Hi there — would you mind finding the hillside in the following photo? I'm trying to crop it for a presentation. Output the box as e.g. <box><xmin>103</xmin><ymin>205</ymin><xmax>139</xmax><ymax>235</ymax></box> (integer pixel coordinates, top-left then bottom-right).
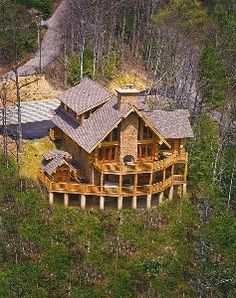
<box><xmin>0</xmin><ymin>0</ymin><xmax>236</xmax><ymax>297</ymax></box>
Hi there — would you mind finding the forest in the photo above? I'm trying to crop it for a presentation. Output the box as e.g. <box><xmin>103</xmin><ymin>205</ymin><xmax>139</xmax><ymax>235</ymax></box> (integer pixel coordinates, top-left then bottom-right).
<box><xmin>0</xmin><ymin>0</ymin><xmax>236</xmax><ymax>297</ymax></box>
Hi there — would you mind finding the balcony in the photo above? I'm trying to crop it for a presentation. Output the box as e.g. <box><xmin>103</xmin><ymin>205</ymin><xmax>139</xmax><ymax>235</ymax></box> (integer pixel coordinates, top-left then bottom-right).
<box><xmin>38</xmin><ymin>170</ymin><xmax>186</xmax><ymax>197</ymax></box>
<box><xmin>94</xmin><ymin>152</ymin><xmax>188</xmax><ymax>174</ymax></box>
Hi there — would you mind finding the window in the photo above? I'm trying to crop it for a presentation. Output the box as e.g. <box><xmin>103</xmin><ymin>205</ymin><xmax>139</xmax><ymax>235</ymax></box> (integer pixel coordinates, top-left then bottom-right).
<box><xmin>138</xmin><ymin>120</ymin><xmax>153</xmax><ymax>140</ymax></box>
<box><xmin>84</xmin><ymin>111</ymin><xmax>90</xmax><ymax>119</ymax></box>
<box><xmin>112</xmin><ymin>128</ymin><xmax>119</xmax><ymax>141</ymax></box>
<box><xmin>111</xmin><ymin>147</ymin><xmax>116</xmax><ymax>160</ymax></box>
<box><xmin>103</xmin><ymin>128</ymin><xmax>119</xmax><ymax>142</ymax></box>
<box><xmin>138</xmin><ymin>144</ymin><xmax>153</xmax><ymax>159</ymax></box>
<box><xmin>99</xmin><ymin>146</ymin><xmax>117</xmax><ymax>161</ymax></box>
<box><xmin>64</xmin><ymin>104</ymin><xmax>68</xmax><ymax>112</ymax></box>
<box><xmin>160</xmin><ymin>143</ymin><xmax>169</xmax><ymax>151</ymax></box>
<box><xmin>143</xmin><ymin>125</ymin><xmax>153</xmax><ymax>139</ymax></box>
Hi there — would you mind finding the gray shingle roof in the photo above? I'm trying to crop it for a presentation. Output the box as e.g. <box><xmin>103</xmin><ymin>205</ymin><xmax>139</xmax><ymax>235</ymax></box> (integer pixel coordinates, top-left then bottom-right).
<box><xmin>58</xmin><ymin>78</ymin><xmax>113</xmax><ymax>114</ymax></box>
<box><xmin>52</xmin><ymin>97</ymin><xmax>132</xmax><ymax>153</ymax></box>
<box><xmin>143</xmin><ymin>110</ymin><xmax>194</xmax><ymax>139</ymax></box>
<box><xmin>43</xmin><ymin>149</ymin><xmax>72</xmax><ymax>160</ymax></box>
<box><xmin>52</xmin><ymin>79</ymin><xmax>194</xmax><ymax>153</ymax></box>
<box><xmin>41</xmin><ymin>156</ymin><xmax>66</xmax><ymax>175</ymax></box>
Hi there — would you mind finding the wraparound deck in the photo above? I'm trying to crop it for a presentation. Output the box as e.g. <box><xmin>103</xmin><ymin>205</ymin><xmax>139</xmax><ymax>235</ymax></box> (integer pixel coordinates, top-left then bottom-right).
<box><xmin>94</xmin><ymin>152</ymin><xmax>188</xmax><ymax>174</ymax></box>
<box><xmin>38</xmin><ymin>170</ymin><xmax>186</xmax><ymax>197</ymax></box>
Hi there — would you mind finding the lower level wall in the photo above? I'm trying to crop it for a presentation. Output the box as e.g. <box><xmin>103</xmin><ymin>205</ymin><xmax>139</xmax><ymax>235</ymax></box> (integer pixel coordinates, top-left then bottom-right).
<box><xmin>62</xmin><ymin>133</ymin><xmax>94</xmax><ymax>181</ymax></box>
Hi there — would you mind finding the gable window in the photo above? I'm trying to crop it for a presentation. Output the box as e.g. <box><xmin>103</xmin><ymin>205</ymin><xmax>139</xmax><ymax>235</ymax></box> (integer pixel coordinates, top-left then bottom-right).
<box><xmin>112</xmin><ymin>128</ymin><xmax>119</xmax><ymax>141</ymax></box>
<box><xmin>103</xmin><ymin>127</ymin><xmax>119</xmax><ymax>142</ymax></box>
<box><xmin>84</xmin><ymin>111</ymin><xmax>90</xmax><ymax>119</ymax></box>
<box><xmin>143</xmin><ymin>125</ymin><xmax>153</xmax><ymax>139</ymax></box>
<box><xmin>64</xmin><ymin>104</ymin><xmax>68</xmax><ymax>112</ymax></box>
<box><xmin>138</xmin><ymin>120</ymin><xmax>153</xmax><ymax>140</ymax></box>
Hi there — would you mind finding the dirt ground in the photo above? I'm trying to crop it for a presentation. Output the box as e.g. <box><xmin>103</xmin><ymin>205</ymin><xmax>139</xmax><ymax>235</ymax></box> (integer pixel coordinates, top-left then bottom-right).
<box><xmin>0</xmin><ymin>75</ymin><xmax>59</xmax><ymax>108</ymax></box>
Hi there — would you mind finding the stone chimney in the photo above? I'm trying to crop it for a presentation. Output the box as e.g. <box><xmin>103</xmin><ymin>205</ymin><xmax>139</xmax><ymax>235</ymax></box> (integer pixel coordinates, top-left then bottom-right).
<box><xmin>116</xmin><ymin>85</ymin><xmax>141</xmax><ymax>164</ymax></box>
<box><xmin>116</xmin><ymin>84</ymin><xmax>141</xmax><ymax>110</ymax></box>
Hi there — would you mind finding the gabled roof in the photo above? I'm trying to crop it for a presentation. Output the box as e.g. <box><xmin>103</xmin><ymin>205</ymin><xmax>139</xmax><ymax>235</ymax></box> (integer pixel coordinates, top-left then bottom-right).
<box><xmin>52</xmin><ymin>79</ymin><xmax>194</xmax><ymax>153</ymax></box>
<box><xmin>53</xmin><ymin>98</ymin><xmax>172</xmax><ymax>153</ymax></box>
<box><xmin>58</xmin><ymin>78</ymin><xmax>113</xmax><ymax>114</ymax></box>
<box><xmin>41</xmin><ymin>156</ymin><xmax>67</xmax><ymax>176</ymax></box>
<box><xmin>143</xmin><ymin>110</ymin><xmax>194</xmax><ymax>139</ymax></box>
<box><xmin>41</xmin><ymin>149</ymin><xmax>81</xmax><ymax>175</ymax></box>
<box><xmin>52</xmin><ymin>97</ymin><xmax>132</xmax><ymax>153</ymax></box>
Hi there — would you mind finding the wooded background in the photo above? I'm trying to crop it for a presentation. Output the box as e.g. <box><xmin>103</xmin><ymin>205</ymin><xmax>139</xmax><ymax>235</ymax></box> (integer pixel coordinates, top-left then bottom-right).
<box><xmin>0</xmin><ymin>0</ymin><xmax>235</xmax><ymax>297</ymax></box>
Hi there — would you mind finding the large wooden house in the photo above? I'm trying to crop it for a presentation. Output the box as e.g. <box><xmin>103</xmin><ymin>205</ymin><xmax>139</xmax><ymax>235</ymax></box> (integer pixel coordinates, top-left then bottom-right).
<box><xmin>39</xmin><ymin>78</ymin><xmax>194</xmax><ymax>209</ymax></box>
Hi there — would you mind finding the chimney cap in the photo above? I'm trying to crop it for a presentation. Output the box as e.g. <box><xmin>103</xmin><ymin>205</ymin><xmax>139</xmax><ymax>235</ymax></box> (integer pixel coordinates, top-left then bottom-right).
<box><xmin>115</xmin><ymin>84</ymin><xmax>141</xmax><ymax>95</ymax></box>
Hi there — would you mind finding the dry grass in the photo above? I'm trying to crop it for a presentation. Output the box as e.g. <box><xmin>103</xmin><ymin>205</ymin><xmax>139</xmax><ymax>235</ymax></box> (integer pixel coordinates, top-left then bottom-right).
<box><xmin>20</xmin><ymin>137</ymin><xmax>56</xmax><ymax>179</ymax></box>
<box><xmin>0</xmin><ymin>75</ymin><xmax>59</xmax><ymax>107</ymax></box>
<box><xmin>107</xmin><ymin>71</ymin><xmax>149</xmax><ymax>93</ymax></box>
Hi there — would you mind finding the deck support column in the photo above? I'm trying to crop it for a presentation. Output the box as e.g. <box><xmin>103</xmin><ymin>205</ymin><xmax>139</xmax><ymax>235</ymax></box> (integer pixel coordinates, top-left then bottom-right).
<box><xmin>159</xmin><ymin>192</ymin><xmax>164</xmax><ymax>204</ymax></box>
<box><xmin>134</xmin><ymin>173</ymin><xmax>138</xmax><ymax>193</ymax></box>
<box><xmin>149</xmin><ymin>169</ymin><xmax>154</xmax><ymax>193</ymax></box>
<box><xmin>49</xmin><ymin>192</ymin><xmax>54</xmax><ymax>205</ymax></box>
<box><xmin>147</xmin><ymin>194</ymin><xmax>152</xmax><ymax>209</ymax></box>
<box><xmin>132</xmin><ymin>196</ymin><xmax>137</xmax><ymax>209</ymax></box>
<box><xmin>184</xmin><ymin>163</ymin><xmax>188</xmax><ymax>182</ymax></box>
<box><xmin>183</xmin><ymin>183</ymin><xmax>187</xmax><ymax>197</ymax></box>
<box><xmin>64</xmin><ymin>193</ymin><xmax>69</xmax><ymax>208</ymax></box>
<box><xmin>118</xmin><ymin>196</ymin><xmax>123</xmax><ymax>210</ymax></box>
<box><xmin>163</xmin><ymin>169</ymin><xmax>166</xmax><ymax>183</ymax></box>
<box><xmin>80</xmin><ymin>195</ymin><xmax>86</xmax><ymax>209</ymax></box>
<box><xmin>99</xmin><ymin>196</ymin><xmax>105</xmax><ymax>210</ymax></box>
<box><xmin>169</xmin><ymin>186</ymin><xmax>174</xmax><ymax>200</ymax></box>
<box><xmin>171</xmin><ymin>164</ymin><xmax>174</xmax><ymax>179</ymax></box>
<box><xmin>100</xmin><ymin>173</ymin><xmax>104</xmax><ymax>193</ymax></box>
<box><xmin>119</xmin><ymin>175</ymin><xmax>122</xmax><ymax>196</ymax></box>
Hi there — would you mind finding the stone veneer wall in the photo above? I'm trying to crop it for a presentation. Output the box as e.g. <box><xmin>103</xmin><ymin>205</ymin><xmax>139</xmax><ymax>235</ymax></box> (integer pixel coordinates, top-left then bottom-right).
<box><xmin>118</xmin><ymin>94</ymin><xmax>137</xmax><ymax>108</ymax></box>
<box><xmin>119</xmin><ymin>112</ymin><xmax>139</xmax><ymax>163</ymax></box>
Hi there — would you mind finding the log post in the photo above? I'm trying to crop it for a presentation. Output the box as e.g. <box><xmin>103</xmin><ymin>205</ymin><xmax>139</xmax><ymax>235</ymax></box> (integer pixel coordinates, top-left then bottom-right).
<box><xmin>183</xmin><ymin>183</ymin><xmax>187</xmax><ymax>197</ymax></box>
<box><xmin>132</xmin><ymin>196</ymin><xmax>137</xmax><ymax>209</ymax></box>
<box><xmin>49</xmin><ymin>192</ymin><xmax>54</xmax><ymax>205</ymax></box>
<box><xmin>64</xmin><ymin>193</ymin><xmax>69</xmax><ymax>208</ymax></box>
<box><xmin>171</xmin><ymin>164</ymin><xmax>174</xmax><ymax>179</ymax></box>
<box><xmin>134</xmin><ymin>173</ymin><xmax>138</xmax><ymax>193</ymax></box>
<box><xmin>149</xmin><ymin>168</ymin><xmax>154</xmax><ymax>194</ymax></box>
<box><xmin>99</xmin><ymin>196</ymin><xmax>105</xmax><ymax>210</ymax></box>
<box><xmin>147</xmin><ymin>194</ymin><xmax>152</xmax><ymax>209</ymax></box>
<box><xmin>184</xmin><ymin>163</ymin><xmax>188</xmax><ymax>182</ymax></box>
<box><xmin>159</xmin><ymin>192</ymin><xmax>164</xmax><ymax>204</ymax></box>
<box><xmin>118</xmin><ymin>196</ymin><xmax>123</xmax><ymax>210</ymax></box>
<box><xmin>163</xmin><ymin>169</ymin><xmax>166</xmax><ymax>183</ymax></box>
<box><xmin>100</xmin><ymin>173</ymin><xmax>104</xmax><ymax>193</ymax></box>
<box><xmin>119</xmin><ymin>175</ymin><xmax>122</xmax><ymax>196</ymax></box>
<box><xmin>80</xmin><ymin>194</ymin><xmax>86</xmax><ymax>209</ymax></box>
<box><xmin>168</xmin><ymin>186</ymin><xmax>174</xmax><ymax>200</ymax></box>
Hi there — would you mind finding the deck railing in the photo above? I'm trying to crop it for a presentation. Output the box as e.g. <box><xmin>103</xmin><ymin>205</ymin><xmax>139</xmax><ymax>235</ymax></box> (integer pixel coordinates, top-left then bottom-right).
<box><xmin>173</xmin><ymin>175</ymin><xmax>186</xmax><ymax>183</ymax></box>
<box><xmin>94</xmin><ymin>152</ymin><xmax>188</xmax><ymax>174</ymax></box>
<box><xmin>38</xmin><ymin>171</ymin><xmax>186</xmax><ymax>196</ymax></box>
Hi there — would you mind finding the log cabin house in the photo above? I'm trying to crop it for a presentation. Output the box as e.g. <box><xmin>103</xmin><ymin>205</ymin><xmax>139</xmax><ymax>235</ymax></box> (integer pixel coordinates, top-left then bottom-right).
<box><xmin>39</xmin><ymin>78</ymin><xmax>194</xmax><ymax>209</ymax></box>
